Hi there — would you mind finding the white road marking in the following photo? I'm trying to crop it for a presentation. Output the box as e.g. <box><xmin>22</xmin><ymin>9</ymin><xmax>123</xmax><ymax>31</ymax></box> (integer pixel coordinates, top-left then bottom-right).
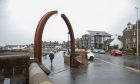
<box><xmin>95</xmin><ymin>57</ymin><xmax>140</xmax><ymax>73</ymax></box>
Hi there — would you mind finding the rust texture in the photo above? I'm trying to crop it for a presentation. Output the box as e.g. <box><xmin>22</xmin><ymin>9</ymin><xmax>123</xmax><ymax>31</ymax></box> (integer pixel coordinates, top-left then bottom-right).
<box><xmin>34</xmin><ymin>11</ymin><xmax>80</xmax><ymax>67</ymax></box>
<box><xmin>34</xmin><ymin>11</ymin><xmax>58</xmax><ymax>63</ymax></box>
<box><xmin>61</xmin><ymin>14</ymin><xmax>80</xmax><ymax>67</ymax></box>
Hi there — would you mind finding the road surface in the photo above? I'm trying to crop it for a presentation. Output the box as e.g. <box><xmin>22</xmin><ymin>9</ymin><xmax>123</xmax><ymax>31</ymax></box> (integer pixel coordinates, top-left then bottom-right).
<box><xmin>42</xmin><ymin>51</ymin><xmax>140</xmax><ymax>84</ymax></box>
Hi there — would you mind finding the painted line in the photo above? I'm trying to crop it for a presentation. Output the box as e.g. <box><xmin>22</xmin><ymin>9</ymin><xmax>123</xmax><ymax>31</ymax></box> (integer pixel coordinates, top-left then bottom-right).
<box><xmin>95</xmin><ymin>57</ymin><xmax>140</xmax><ymax>73</ymax></box>
<box><xmin>125</xmin><ymin>66</ymin><xmax>140</xmax><ymax>73</ymax></box>
<box><xmin>95</xmin><ymin>58</ymin><xmax>124</xmax><ymax>67</ymax></box>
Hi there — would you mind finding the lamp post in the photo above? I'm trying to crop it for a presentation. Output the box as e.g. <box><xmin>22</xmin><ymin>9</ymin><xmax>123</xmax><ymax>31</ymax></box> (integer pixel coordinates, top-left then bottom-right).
<box><xmin>68</xmin><ymin>32</ymin><xmax>70</xmax><ymax>54</ymax></box>
<box><xmin>135</xmin><ymin>7</ymin><xmax>139</xmax><ymax>69</ymax></box>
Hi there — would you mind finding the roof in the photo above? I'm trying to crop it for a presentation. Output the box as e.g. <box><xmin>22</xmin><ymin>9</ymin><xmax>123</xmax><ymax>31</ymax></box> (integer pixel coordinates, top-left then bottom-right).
<box><xmin>104</xmin><ymin>39</ymin><xmax>113</xmax><ymax>45</ymax></box>
<box><xmin>110</xmin><ymin>38</ymin><xmax>123</xmax><ymax>49</ymax></box>
<box><xmin>87</xmin><ymin>30</ymin><xmax>112</xmax><ymax>36</ymax></box>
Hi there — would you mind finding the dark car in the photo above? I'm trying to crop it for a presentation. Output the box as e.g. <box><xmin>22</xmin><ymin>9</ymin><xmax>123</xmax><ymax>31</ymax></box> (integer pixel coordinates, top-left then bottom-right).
<box><xmin>111</xmin><ymin>49</ymin><xmax>123</xmax><ymax>56</ymax></box>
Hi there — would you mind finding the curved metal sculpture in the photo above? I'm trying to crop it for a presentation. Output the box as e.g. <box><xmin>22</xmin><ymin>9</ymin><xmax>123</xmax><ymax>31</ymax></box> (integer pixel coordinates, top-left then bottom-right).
<box><xmin>34</xmin><ymin>11</ymin><xmax>80</xmax><ymax>67</ymax></box>
<box><xmin>61</xmin><ymin>14</ymin><xmax>80</xmax><ymax>67</ymax></box>
<box><xmin>34</xmin><ymin>10</ymin><xmax>58</xmax><ymax>63</ymax></box>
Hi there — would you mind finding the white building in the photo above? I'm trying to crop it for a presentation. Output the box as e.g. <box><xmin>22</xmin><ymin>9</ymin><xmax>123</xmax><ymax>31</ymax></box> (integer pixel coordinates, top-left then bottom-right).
<box><xmin>5</xmin><ymin>45</ymin><xmax>28</xmax><ymax>50</ymax></box>
<box><xmin>77</xmin><ymin>30</ymin><xmax>112</xmax><ymax>49</ymax></box>
<box><xmin>110</xmin><ymin>35</ymin><xmax>123</xmax><ymax>49</ymax></box>
<box><xmin>87</xmin><ymin>30</ymin><xmax>112</xmax><ymax>49</ymax></box>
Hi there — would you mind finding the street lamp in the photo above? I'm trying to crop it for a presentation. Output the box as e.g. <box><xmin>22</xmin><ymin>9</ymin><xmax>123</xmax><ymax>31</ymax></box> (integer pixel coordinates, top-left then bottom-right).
<box><xmin>68</xmin><ymin>32</ymin><xmax>70</xmax><ymax>54</ymax></box>
<box><xmin>135</xmin><ymin>7</ymin><xmax>139</xmax><ymax>69</ymax></box>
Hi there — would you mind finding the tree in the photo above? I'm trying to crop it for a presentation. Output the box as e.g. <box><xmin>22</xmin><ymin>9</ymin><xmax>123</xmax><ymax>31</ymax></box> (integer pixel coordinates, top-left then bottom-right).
<box><xmin>113</xmin><ymin>45</ymin><xmax>118</xmax><ymax>49</ymax></box>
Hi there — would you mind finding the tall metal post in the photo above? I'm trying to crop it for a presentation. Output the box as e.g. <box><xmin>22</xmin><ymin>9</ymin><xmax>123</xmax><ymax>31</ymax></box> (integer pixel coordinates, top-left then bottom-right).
<box><xmin>136</xmin><ymin>7</ymin><xmax>139</xmax><ymax>69</ymax></box>
<box><xmin>68</xmin><ymin>32</ymin><xmax>70</xmax><ymax>54</ymax></box>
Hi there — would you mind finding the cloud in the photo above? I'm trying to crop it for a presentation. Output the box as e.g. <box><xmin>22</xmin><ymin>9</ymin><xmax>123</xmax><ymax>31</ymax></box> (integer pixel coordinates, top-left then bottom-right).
<box><xmin>0</xmin><ymin>0</ymin><xmax>140</xmax><ymax>45</ymax></box>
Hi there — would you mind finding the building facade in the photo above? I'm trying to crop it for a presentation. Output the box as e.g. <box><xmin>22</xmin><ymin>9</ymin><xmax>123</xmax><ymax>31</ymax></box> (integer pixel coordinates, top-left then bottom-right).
<box><xmin>76</xmin><ymin>30</ymin><xmax>112</xmax><ymax>49</ymax></box>
<box><xmin>87</xmin><ymin>30</ymin><xmax>112</xmax><ymax>49</ymax></box>
<box><xmin>123</xmin><ymin>21</ymin><xmax>140</xmax><ymax>50</ymax></box>
<box><xmin>4</xmin><ymin>45</ymin><xmax>28</xmax><ymax>50</ymax></box>
<box><xmin>42</xmin><ymin>41</ymin><xmax>59</xmax><ymax>49</ymax></box>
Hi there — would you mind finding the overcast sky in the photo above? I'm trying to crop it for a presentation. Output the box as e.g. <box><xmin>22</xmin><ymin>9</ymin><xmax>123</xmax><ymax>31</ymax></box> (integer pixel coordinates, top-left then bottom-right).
<box><xmin>0</xmin><ymin>0</ymin><xmax>140</xmax><ymax>46</ymax></box>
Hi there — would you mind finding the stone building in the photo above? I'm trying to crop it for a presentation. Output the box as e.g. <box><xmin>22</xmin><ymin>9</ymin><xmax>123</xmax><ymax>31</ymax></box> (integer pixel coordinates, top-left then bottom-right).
<box><xmin>123</xmin><ymin>20</ymin><xmax>140</xmax><ymax>50</ymax></box>
<box><xmin>42</xmin><ymin>41</ymin><xmax>59</xmax><ymax>49</ymax></box>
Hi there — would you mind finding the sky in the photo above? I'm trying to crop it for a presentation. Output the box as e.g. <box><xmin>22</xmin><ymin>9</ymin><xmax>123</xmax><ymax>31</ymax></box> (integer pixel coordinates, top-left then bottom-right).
<box><xmin>0</xmin><ymin>0</ymin><xmax>140</xmax><ymax>46</ymax></box>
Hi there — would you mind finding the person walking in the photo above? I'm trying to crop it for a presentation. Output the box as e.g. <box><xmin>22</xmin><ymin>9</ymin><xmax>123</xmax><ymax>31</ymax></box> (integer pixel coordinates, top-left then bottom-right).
<box><xmin>49</xmin><ymin>51</ymin><xmax>55</xmax><ymax>64</ymax></box>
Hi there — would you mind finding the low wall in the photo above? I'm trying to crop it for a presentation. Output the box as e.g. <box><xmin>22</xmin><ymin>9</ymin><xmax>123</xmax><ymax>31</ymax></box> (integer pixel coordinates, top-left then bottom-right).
<box><xmin>64</xmin><ymin>50</ymin><xmax>88</xmax><ymax>65</ymax></box>
<box><xmin>64</xmin><ymin>55</ymin><xmax>70</xmax><ymax>65</ymax></box>
<box><xmin>29</xmin><ymin>63</ymin><xmax>53</xmax><ymax>84</ymax></box>
<box><xmin>0</xmin><ymin>54</ymin><xmax>29</xmax><ymax>77</ymax></box>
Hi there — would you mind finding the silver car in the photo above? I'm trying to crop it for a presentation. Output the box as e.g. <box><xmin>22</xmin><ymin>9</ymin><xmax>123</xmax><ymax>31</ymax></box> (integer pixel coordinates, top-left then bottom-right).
<box><xmin>98</xmin><ymin>49</ymin><xmax>106</xmax><ymax>54</ymax></box>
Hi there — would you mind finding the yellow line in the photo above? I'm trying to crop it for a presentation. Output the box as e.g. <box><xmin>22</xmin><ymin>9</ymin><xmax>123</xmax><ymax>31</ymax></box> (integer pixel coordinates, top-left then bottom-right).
<box><xmin>95</xmin><ymin>57</ymin><xmax>140</xmax><ymax>73</ymax></box>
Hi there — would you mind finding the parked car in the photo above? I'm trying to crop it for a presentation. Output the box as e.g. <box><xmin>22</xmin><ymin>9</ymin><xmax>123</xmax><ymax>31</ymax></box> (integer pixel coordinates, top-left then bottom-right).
<box><xmin>87</xmin><ymin>50</ymin><xmax>95</xmax><ymax>61</ymax></box>
<box><xmin>111</xmin><ymin>49</ymin><xmax>123</xmax><ymax>56</ymax></box>
<box><xmin>92</xmin><ymin>49</ymin><xmax>99</xmax><ymax>53</ymax></box>
<box><xmin>98</xmin><ymin>49</ymin><xmax>106</xmax><ymax>54</ymax></box>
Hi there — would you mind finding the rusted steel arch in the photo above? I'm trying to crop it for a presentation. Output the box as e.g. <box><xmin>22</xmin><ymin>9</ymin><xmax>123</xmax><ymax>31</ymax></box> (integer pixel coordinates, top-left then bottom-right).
<box><xmin>61</xmin><ymin>14</ymin><xmax>80</xmax><ymax>67</ymax></box>
<box><xmin>34</xmin><ymin>10</ymin><xmax>58</xmax><ymax>63</ymax></box>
